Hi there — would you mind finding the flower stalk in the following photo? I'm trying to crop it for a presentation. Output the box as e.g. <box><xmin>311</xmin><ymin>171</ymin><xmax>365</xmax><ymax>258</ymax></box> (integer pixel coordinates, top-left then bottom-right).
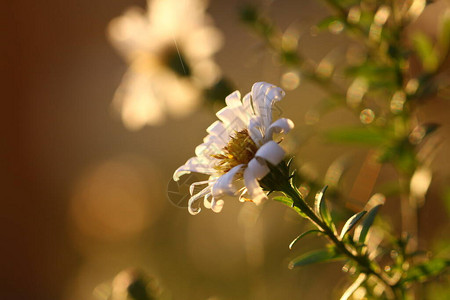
<box><xmin>286</xmin><ymin>185</ymin><xmax>401</xmax><ymax>299</ymax></box>
<box><xmin>261</xmin><ymin>161</ymin><xmax>402</xmax><ymax>299</ymax></box>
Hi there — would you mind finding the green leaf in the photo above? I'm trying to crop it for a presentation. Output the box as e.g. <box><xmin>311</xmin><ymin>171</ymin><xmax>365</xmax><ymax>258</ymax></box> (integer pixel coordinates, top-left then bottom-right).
<box><xmin>315</xmin><ymin>186</ymin><xmax>332</xmax><ymax>225</ymax></box>
<box><xmin>273</xmin><ymin>195</ymin><xmax>292</xmax><ymax>206</ymax></box>
<box><xmin>273</xmin><ymin>195</ymin><xmax>307</xmax><ymax>218</ymax></box>
<box><xmin>286</xmin><ymin>156</ymin><xmax>295</xmax><ymax>169</ymax></box>
<box><xmin>356</xmin><ymin>204</ymin><xmax>382</xmax><ymax>244</ymax></box>
<box><xmin>412</xmin><ymin>32</ymin><xmax>439</xmax><ymax>72</ymax></box>
<box><xmin>314</xmin><ymin>186</ymin><xmax>326</xmax><ymax>216</ymax></box>
<box><xmin>289</xmin><ymin>230</ymin><xmax>323</xmax><ymax>250</ymax></box>
<box><xmin>404</xmin><ymin>258</ymin><xmax>450</xmax><ymax>283</ymax></box>
<box><xmin>324</xmin><ymin>127</ymin><xmax>386</xmax><ymax>146</ymax></box>
<box><xmin>288</xmin><ymin>249</ymin><xmax>341</xmax><ymax>269</ymax></box>
<box><xmin>339</xmin><ymin>211</ymin><xmax>367</xmax><ymax>239</ymax></box>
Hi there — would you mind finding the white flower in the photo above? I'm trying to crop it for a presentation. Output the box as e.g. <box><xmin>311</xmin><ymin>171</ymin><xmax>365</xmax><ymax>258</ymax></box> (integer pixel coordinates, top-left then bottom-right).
<box><xmin>174</xmin><ymin>82</ymin><xmax>294</xmax><ymax>215</ymax></box>
<box><xmin>108</xmin><ymin>0</ymin><xmax>223</xmax><ymax>130</ymax></box>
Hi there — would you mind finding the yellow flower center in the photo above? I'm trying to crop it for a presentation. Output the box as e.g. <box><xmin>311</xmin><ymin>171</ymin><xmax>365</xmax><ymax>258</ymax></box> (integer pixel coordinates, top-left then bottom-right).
<box><xmin>212</xmin><ymin>129</ymin><xmax>258</xmax><ymax>175</ymax></box>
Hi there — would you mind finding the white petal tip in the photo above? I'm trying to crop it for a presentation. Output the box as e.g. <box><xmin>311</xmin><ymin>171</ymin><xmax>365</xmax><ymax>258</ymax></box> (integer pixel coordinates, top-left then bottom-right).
<box><xmin>211</xmin><ymin>199</ymin><xmax>224</xmax><ymax>213</ymax></box>
<box><xmin>188</xmin><ymin>207</ymin><xmax>201</xmax><ymax>215</ymax></box>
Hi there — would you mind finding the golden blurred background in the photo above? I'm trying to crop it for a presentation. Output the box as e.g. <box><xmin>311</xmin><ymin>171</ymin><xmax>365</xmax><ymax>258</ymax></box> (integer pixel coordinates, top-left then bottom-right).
<box><xmin>3</xmin><ymin>0</ymin><xmax>449</xmax><ymax>299</ymax></box>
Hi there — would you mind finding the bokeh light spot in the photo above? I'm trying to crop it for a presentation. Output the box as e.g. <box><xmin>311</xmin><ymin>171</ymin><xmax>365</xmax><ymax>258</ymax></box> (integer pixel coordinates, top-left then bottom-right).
<box><xmin>360</xmin><ymin>108</ymin><xmax>375</xmax><ymax>124</ymax></box>
<box><xmin>281</xmin><ymin>71</ymin><xmax>301</xmax><ymax>90</ymax></box>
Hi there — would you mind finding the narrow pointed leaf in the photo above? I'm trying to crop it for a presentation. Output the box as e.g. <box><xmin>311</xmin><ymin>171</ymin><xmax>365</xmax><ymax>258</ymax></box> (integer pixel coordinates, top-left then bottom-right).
<box><xmin>273</xmin><ymin>196</ymin><xmax>307</xmax><ymax>218</ymax></box>
<box><xmin>273</xmin><ymin>196</ymin><xmax>293</xmax><ymax>206</ymax></box>
<box><xmin>289</xmin><ymin>170</ymin><xmax>297</xmax><ymax>186</ymax></box>
<box><xmin>289</xmin><ymin>230</ymin><xmax>323</xmax><ymax>250</ymax></box>
<box><xmin>286</xmin><ymin>156</ymin><xmax>295</xmax><ymax>169</ymax></box>
<box><xmin>288</xmin><ymin>249</ymin><xmax>341</xmax><ymax>269</ymax></box>
<box><xmin>356</xmin><ymin>204</ymin><xmax>382</xmax><ymax>244</ymax></box>
<box><xmin>315</xmin><ymin>186</ymin><xmax>333</xmax><ymax>226</ymax></box>
<box><xmin>340</xmin><ymin>211</ymin><xmax>366</xmax><ymax>240</ymax></box>
<box><xmin>314</xmin><ymin>185</ymin><xmax>336</xmax><ymax>232</ymax></box>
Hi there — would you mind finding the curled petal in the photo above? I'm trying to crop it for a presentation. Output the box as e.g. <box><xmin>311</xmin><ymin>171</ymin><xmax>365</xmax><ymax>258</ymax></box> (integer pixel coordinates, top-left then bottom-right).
<box><xmin>244</xmin><ymin>167</ymin><xmax>267</xmax><ymax>205</ymax></box>
<box><xmin>255</xmin><ymin>141</ymin><xmax>285</xmax><ymax>166</ymax></box>
<box><xmin>203</xmin><ymin>194</ymin><xmax>212</xmax><ymax>209</ymax></box>
<box><xmin>188</xmin><ymin>186</ymin><xmax>211</xmax><ymax>215</ymax></box>
<box><xmin>211</xmin><ymin>164</ymin><xmax>244</xmax><ymax>198</ymax></box>
<box><xmin>265</xmin><ymin>118</ymin><xmax>295</xmax><ymax>141</ymax></box>
<box><xmin>211</xmin><ymin>198</ymin><xmax>224</xmax><ymax>213</ymax></box>
<box><xmin>251</xmin><ymin>82</ymin><xmax>285</xmax><ymax>129</ymax></box>
<box><xmin>189</xmin><ymin>180</ymin><xmax>210</xmax><ymax>195</ymax></box>
<box><xmin>173</xmin><ymin>157</ymin><xmax>215</xmax><ymax>181</ymax></box>
<box><xmin>247</xmin><ymin>158</ymin><xmax>270</xmax><ymax>180</ymax></box>
<box><xmin>238</xmin><ymin>187</ymin><xmax>248</xmax><ymax>202</ymax></box>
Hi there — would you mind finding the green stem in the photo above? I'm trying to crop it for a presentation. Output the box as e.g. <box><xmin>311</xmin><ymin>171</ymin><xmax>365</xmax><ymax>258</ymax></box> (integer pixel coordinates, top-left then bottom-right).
<box><xmin>283</xmin><ymin>183</ymin><xmax>402</xmax><ymax>299</ymax></box>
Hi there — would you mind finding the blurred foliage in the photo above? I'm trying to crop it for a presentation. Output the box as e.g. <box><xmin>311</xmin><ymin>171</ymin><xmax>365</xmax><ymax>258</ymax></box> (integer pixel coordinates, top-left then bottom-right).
<box><xmin>95</xmin><ymin>269</ymin><xmax>169</xmax><ymax>300</ymax></box>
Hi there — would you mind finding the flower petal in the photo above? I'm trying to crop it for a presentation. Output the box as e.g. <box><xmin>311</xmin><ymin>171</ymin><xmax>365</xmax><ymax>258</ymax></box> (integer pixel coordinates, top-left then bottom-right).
<box><xmin>247</xmin><ymin>158</ymin><xmax>270</xmax><ymax>180</ymax></box>
<box><xmin>242</xmin><ymin>92</ymin><xmax>254</xmax><ymax>115</ymax></box>
<box><xmin>188</xmin><ymin>186</ymin><xmax>211</xmax><ymax>215</ymax></box>
<box><xmin>189</xmin><ymin>180</ymin><xmax>210</xmax><ymax>195</ymax></box>
<box><xmin>195</xmin><ymin>140</ymin><xmax>223</xmax><ymax>159</ymax></box>
<box><xmin>265</xmin><ymin>118</ymin><xmax>295</xmax><ymax>141</ymax></box>
<box><xmin>251</xmin><ymin>82</ymin><xmax>285</xmax><ymax>129</ymax></box>
<box><xmin>248</xmin><ymin>117</ymin><xmax>264</xmax><ymax>145</ymax></box>
<box><xmin>238</xmin><ymin>187</ymin><xmax>248</xmax><ymax>202</ymax></box>
<box><xmin>173</xmin><ymin>157</ymin><xmax>215</xmax><ymax>181</ymax></box>
<box><xmin>207</xmin><ymin>120</ymin><xmax>231</xmax><ymax>140</ymax></box>
<box><xmin>211</xmin><ymin>198</ymin><xmax>224</xmax><ymax>213</ymax></box>
<box><xmin>225</xmin><ymin>90</ymin><xmax>242</xmax><ymax>107</ymax></box>
<box><xmin>255</xmin><ymin>141</ymin><xmax>285</xmax><ymax>165</ymax></box>
<box><xmin>211</xmin><ymin>164</ymin><xmax>244</xmax><ymax>198</ymax></box>
<box><xmin>216</xmin><ymin>106</ymin><xmax>247</xmax><ymax>131</ymax></box>
<box><xmin>244</xmin><ymin>167</ymin><xmax>267</xmax><ymax>205</ymax></box>
<box><xmin>203</xmin><ymin>194</ymin><xmax>212</xmax><ymax>209</ymax></box>
<box><xmin>201</xmin><ymin>133</ymin><xmax>227</xmax><ymax>149</ymax></box>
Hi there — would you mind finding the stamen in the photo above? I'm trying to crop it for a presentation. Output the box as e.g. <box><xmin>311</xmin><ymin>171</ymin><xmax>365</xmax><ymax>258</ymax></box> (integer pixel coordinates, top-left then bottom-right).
<box><xmin>212</xmin><ymin>129</ymin><xmax>258</xmax><ymax>174</ymax></box>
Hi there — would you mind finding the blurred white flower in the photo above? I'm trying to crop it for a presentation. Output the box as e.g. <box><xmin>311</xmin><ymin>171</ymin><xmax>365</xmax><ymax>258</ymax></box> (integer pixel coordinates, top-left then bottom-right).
<box><xmin>174</xmin><ymin>82</ymin><xmax>294</xmax><ymax>215</ymax></box>
<box><xmin>108</xmin><ymin>0</ymin><xmax>223</xmax><ymax>130</ymax></box>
